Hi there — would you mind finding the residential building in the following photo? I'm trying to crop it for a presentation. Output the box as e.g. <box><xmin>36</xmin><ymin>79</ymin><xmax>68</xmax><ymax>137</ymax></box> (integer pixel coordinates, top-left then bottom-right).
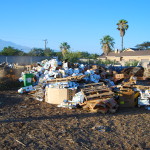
<box><xmin>99</xmin><ymin>48</ymin><xmax>150</xmax><ymax>67</ymax></box>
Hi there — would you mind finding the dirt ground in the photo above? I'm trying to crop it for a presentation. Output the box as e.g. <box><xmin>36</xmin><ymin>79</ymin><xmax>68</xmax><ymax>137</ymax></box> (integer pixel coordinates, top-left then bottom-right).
<box><xmin>0</xmin><ymin>88</ymin><xmax>150</xmax><ymax>150</ymax></box>
<box><xmin>0</xmin><ymin>66</ymin><xmax>150</xmax><ymax>150</ymax></box>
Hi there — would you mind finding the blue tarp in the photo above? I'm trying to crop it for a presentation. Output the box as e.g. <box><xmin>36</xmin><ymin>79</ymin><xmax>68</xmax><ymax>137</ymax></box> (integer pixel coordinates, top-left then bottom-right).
<box><xmin>108</xmin><ymin>65</ymin><xmax>142</xmax><ymax>73</ymax></box>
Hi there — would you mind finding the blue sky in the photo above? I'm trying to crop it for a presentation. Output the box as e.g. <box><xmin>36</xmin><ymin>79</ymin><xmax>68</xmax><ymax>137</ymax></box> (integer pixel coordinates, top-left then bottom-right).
<box><xmin>0</xmin><ymin>0</ymin><xmax>150</xmax><ymax>54</ymax></box>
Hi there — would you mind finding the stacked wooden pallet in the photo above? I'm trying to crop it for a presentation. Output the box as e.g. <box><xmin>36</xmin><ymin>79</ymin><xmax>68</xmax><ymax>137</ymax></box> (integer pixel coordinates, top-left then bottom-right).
<box><xmin>80</xmin><ymin>83</ymin><xmax>118</xmax><ymax>113</ymax></box>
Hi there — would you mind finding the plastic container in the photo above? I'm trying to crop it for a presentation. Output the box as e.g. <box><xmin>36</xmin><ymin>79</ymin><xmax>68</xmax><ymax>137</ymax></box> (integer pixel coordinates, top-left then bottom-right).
<box><xmin>23</xmin><ymin>73</ymin><xmax>34</xmax><ymax>87</ymax></box>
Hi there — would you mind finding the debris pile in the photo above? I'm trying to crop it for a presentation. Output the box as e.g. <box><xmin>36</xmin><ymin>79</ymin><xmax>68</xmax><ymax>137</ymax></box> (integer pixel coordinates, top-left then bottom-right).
<box><xmin>0</xmin><ymin>64</ymin><xmax>24</xmax><ymax>90</ymax></box>
<box><xmin>17</xmin><ymin>58</ymin><xmax>150</xmax><ymax>112</ymax></box>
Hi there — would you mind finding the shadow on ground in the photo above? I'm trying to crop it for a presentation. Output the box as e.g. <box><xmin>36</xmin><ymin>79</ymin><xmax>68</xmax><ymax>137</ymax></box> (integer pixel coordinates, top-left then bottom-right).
<box><xmin>0</xmin><ymin>107</ymin><xmax>149</xmax><ymax>124</ymax></box>
<box><xmin>0</xmin><ymin>93</ymin><xmax>23</xmax><ymax>108</ymax></box>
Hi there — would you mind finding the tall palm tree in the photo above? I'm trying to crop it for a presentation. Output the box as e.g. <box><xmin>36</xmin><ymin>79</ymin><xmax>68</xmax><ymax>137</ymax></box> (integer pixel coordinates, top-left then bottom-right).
<box><xmin>60</xmin><ymin>42</ymin><xmax>70</xmax><ymax>59</ymax></box>
<box><xmin>100</xmin><ymin>35</ymin><xmax>115</xmax><ymax>55</ymax></box>
<box><xmin>117</xmin><ymin>19</ymin><xmax>129</xmax><ymax>50</ymax></box>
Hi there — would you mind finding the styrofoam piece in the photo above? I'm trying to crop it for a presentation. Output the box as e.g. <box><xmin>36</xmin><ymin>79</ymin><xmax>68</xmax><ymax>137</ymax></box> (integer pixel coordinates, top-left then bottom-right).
<box><xmin>50</xmin><ymin>59</ymin><xmax>58</xmax><ymax>68</ymax></box>
<box><xmin>59</xmin><ymin>69</ymin><xmax>66</xmax><ymax>77</ymax></box>
<box><xmin>72</xmin><ymin>91</ymin><xmax>84</xmax><ymax>104</ymax></box>
<box><xmin>138</xmin><ymin>89</ymin><xmax>150</xmax><ymax>107</ymax></box>
<box><xmin>71</xmin><ymin>73</ymin><xmax>83</xmax><ymax>77</ymax></box>
<box><xmin>19</xmin><ymin>77</ymin><xmax>23</xmax><ymax>82</ymax></box>
<box><xmin>63</xmin><ymin>62</ymin><xmax>68</xmax><ymax>69</ymax></box>
<box><xmin>44</xmin><ymin>70</ymin><xmax>49</xmax><ymax>75</ymax></box>
<box><xmin>36</xmin><ymin>98</ymin><xmax>43</xmax><ymax>101</ymax></box>
<box><xmin>18</xmin><ymin>85</ymin><xmax>35</xmax><ymax>93</ymax></box>
<box><xmin>79</xmin><ymin>64</ymin><xmax>85</xmax><ymax>70</ymax></box>
<box><xmin>57</xmin><ymin>92</ymin><xmax>84</xmax><ymax>109</ymax></box>
<box><xmin>74</xmin><ymin>68</ymin><xmax>80</xmax><ymax>74</ymax></box>
<box><xmin>84</xmin><ymin>70</ymin><xmax>91</xmax><ymax>75</ymax></box>
<box><xmin>138</xmin><ymin>97</ymin><xmax>150</xmax><ymax>107</ymax></box>
<box><xmin>43</xmin><ymin>62</ymin><xmax>50</xmax><ymax>70</ymax></box>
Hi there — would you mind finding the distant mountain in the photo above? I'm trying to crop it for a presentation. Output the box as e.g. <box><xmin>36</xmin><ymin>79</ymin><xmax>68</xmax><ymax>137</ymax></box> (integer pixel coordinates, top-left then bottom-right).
<box><xmin>0</xmin><ymin>39</ymin><xmax>31</xmax><ymax>52</ymax></box>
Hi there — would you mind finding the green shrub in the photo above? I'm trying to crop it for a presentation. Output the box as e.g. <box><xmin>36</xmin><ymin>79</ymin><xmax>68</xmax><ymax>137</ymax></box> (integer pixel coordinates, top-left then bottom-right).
<box><xmin>125</xmin><ymin>60</ymin><xmax>139</xmax><ymax>66</ymax></box>
<box><xmin>96</xmin><ymin>59</ymin><xmax>117</xmax><ymax>65</ymax></box>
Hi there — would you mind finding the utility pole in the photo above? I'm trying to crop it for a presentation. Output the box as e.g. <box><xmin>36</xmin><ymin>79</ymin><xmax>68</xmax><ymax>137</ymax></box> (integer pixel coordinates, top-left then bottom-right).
<box><xmin>43</xmin><ymin>39</ymin><xmax>48</xmax><ymax>50</ymax></box>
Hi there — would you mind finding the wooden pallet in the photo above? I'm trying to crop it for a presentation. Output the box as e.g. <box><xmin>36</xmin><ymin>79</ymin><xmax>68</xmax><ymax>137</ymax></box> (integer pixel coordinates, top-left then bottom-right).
<box><xmin>81</xmin><ymin>99</ymin><xmax>108</xmax><ymax>112</ymax></box>
<box><xmin>81</xmin><ymin>97</ymin><xmax>117</xmax><ymax>113</ymax></box>
<box><xmin>80</xmin><ymin>83</ymin><xmax>116</xmax><ymax>112</ymax></box>
<box><xmin>81</xmin><ymin>89</ymin><xmax>113</xmax><ymax>101</ymax></box>
<box><xmin>81</xmin><ymin>83</ymin><xmax>113</xmax><ymax>101</ymax></box>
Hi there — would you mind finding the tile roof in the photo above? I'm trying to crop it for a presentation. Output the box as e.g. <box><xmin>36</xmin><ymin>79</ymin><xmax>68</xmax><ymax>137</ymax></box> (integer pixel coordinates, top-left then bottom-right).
<box><xmin>99</xmin><ymin>50</ymin><xmax>150</xmax><ymax>57</ymax></box>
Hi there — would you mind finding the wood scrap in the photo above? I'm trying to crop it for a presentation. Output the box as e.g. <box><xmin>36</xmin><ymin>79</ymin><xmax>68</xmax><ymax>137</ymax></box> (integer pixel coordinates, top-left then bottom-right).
<box><xmin>47</xmin><ymin>75</ymin><xmax>86</xmax><ymax>83</ymax></box>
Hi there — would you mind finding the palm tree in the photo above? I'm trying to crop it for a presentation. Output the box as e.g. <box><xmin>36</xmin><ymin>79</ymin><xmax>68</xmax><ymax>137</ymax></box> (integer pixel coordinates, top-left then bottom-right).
<box><xmin>60</xmin><ymin>42</ymin><xmax>70</xmax><ymax>59</ymax></box>
<box><xmin>100</xmin><ymin>35</ymin><xmax>115</xmax><ymax>55</ymax></box>
<box><xmin>117</xmin><ymin>19</ymin><xmax>129</xmax><ymax>50</ymax></box>
<box><xmin>135</xmin><ymin>41</ymin><xmax>150</xmax><ymax>50</ymax></box>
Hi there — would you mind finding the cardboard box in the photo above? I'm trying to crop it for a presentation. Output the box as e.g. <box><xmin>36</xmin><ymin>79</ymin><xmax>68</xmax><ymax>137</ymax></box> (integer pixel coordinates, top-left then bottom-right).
<box><xmin>114</xmin><ymin>74</ymin><xmax>124</xmax><ymax>79</ymax></box>
<box><xmin>118</xmin><ymin>90</ymin><xmax>138</xmax><ymax>107</ymax></box>
<box><xmin>45</xmin><ymin>88</ymin><xmax>76</xmax><ymax>104</ymax></box>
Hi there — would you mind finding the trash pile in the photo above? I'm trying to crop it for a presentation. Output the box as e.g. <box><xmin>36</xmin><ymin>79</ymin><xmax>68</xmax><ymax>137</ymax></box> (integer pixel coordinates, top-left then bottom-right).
<box><xmin>0</xmin><ymin>63</ymin><xmax>24</xmax><ymax>90</ymax></box>
<box><xmin>18</xmin><ymin>58</ymin><xmax>150</xmax><ymax>112</ymax></box>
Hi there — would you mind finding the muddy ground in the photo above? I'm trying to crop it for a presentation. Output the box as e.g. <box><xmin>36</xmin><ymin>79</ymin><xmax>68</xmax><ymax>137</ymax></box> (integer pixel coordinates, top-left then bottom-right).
<box><xmin>0</xmin><ymin>88</ymin><xmax>150</xmax><ymax>150</ymax></box>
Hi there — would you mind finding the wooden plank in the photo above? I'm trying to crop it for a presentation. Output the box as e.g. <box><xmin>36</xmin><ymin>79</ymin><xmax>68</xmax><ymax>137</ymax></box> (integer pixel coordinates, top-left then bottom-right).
<box><xmin>81</xmin><ymin>98</ymin><xmax>111</xmax><ymax>104</ymax></box>
<box><xmin>82</xmin><ymin>88</ymin><xmax>111</xmax><ymax>94</ymax></box>
<box><xmin>81</xmin><ymin>100</ymin><xmax>104</xmax><ymax>110</ymax></box>
<box><xmin>82</xmin><ymin>85</ymin><xmax>105</xmax><ymax>91</ymax></box>
<box><xmin>47</xmin><ymin>75</ymin><xmax>86</xmax><ymax>83</ymax></box>
<box><xmin>82</xmin><ymin>98</ymin><xmax>112</xmax><ymax>110</ymax></box>
<box><xmin>83</xmin><ymin>82</ymin><xmax>104</xmax><ymax>87</ymax></box>
<box><xmin>82</xmin><ymin>88</ymin><xmax>112</xmax><ymax>95</ymax></box>
<box><xmin>86</xmin><ymin>91</ymin><xmax>114</xmax><ymax>99</ymax></box>
<box><xmin>83</xmin><ymin>83</ymin><xmax>105</xmax><ymax>89</ymax></box>
<box><xmin>81</xmin><ymin>87</ymin><xmax>110</xmax><ymax>92</ymax></box>
<box><xmin>82</xmin><ymin>87</ymin><xmax>110</xmax><ymax>94</ymax></box>
<box><xmin>82</xmin><ymin>91</ymin><xmax>110</xmax><ymax>96</ymax></box>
